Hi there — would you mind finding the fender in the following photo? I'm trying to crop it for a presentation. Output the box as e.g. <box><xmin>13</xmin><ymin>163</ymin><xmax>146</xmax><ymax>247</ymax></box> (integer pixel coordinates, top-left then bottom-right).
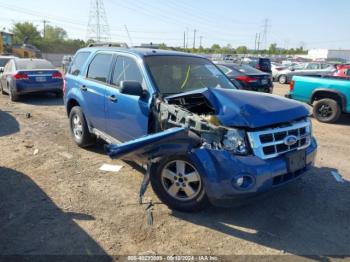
<box><xmin>311</xmin><ymin>88</ymin><xmax>347</xmax><ymax>111</ymax></box>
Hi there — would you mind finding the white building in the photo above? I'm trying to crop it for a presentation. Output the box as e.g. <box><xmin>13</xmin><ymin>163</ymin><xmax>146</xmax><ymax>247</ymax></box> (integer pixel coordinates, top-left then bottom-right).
<box><xmin>308</xmin><ymin>49</ymin><xmax>350</xmax><ymax>62</ymax></box>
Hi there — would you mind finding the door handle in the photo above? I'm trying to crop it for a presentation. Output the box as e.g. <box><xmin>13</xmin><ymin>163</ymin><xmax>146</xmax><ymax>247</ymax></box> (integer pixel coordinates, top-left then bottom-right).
<box><xmin>108</xmin><ymin>95</ymin><xmax>118</xmax><ymax>102</ymax></box>
<box><xmin>80</xmin><ymin>85</ymin><xmax>87</xmax><ymax>91</ymax></box>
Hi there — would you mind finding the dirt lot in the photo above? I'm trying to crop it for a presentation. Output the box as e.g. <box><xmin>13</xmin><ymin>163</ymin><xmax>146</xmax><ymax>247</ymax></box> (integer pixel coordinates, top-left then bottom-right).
<box><xmin>0</xmin><ymin>84</ymin><xmax>350</xmax><ymax>258</ymax></box>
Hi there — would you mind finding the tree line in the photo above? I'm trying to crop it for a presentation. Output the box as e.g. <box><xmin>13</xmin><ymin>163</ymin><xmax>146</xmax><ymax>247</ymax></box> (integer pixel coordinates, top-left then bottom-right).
<box><xmin>9</xmin><ymin>22</ymin><xmax>308</xmax><ymax>55</ymax></box>
<box><xmin>11</xmin><ymin>22</ymin><xmax>86</xmax><ymax>54</ymax></box>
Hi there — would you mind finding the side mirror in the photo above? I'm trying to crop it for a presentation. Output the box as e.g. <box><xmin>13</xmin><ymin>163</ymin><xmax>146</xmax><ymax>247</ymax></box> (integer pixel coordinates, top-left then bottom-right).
<box><xmin>120</xmin><ymin>81</ymin><xmax>144</xmax><ymax>97</ymax></box>
<box><xmin>289</xmin><ymin>67</ymin><xmax>295</xmax><ymax>71</ymax></box>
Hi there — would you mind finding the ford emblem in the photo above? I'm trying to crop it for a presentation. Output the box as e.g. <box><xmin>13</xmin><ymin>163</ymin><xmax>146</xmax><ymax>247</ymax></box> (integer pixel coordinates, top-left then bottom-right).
<box><xmin>284</xmin><ymin>135</ymin><xmax>298</xmax><ymax>146</ymax></box>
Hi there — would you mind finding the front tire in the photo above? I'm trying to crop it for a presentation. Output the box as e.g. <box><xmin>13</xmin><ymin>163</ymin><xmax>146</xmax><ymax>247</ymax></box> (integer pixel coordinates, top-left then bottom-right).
<box><xmin>313</xmin><ymin>98</ymin><xmax>341</xmax><ymax>123</ymax></box>
<box><xmin>278</xmin><ymin>75</ymin><xmax>288</xmax><ymax>84</ymax></box>
<box><xmin>150</xmin><ymin>155</ymin><xmax>209</xmax><ymax>212</ymax></box>
<box><xmin>69</xmin><ymin>106</ymin><xmax>95</xmax><ymax>147</ymax></box>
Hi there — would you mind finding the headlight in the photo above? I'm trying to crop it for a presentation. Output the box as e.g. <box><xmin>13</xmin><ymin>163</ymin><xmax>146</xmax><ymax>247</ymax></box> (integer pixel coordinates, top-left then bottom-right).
<box><xmin>222</xmin><ymin>129</ymin><xmax>249</xmax><ymax>155</ymax></box>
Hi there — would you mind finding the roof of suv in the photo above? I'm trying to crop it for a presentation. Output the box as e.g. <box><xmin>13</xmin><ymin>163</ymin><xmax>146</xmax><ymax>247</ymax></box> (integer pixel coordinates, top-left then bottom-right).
<box><xmin>79</xmin><ymin>47</ymin><xmax>203</xmax><ymax>59</ymax></box>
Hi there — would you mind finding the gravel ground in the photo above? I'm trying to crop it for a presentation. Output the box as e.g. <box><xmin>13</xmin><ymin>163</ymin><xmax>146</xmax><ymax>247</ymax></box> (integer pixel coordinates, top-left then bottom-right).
<box><xmin>0</xmin><ymin>84</ymin><xmax>349</xmax><ymax>258</ymax></box>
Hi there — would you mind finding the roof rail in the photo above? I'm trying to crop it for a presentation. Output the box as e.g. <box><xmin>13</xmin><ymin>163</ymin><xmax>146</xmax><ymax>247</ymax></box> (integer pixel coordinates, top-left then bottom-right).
<box><xmin>87</xmin><ymin>42</ymin><xmax>129</xmax><ymax>48</ymax></box>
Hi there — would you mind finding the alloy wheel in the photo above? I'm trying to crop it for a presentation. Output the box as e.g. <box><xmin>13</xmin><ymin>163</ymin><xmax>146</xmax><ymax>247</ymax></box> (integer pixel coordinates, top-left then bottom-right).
<box><xmin>161</xmin><ymin>160</ymin><xmax>202</xmax><ymax>201</ymax></box>
<box><xmin>72</xmin><ymin>114</ymin><xmax>83</xmax><ymax>139</ymax></box>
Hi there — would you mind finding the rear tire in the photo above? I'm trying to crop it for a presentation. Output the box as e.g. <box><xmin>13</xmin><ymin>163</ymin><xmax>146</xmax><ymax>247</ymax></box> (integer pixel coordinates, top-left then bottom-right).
<box><xmin>313</xmin><ymin>98</ymin><xmax>341</xmax><ymax>123</ymax></box>
<box><xmin>0</xmin><ymin>83</ymin><xmax>6</xmax><ymax>95</ymax></box>
<box><xmin>8</xmin><ymin>83</ymin><xmax>19</xmax><ymax>102</ymax></box>
<box><xmin>278</xmin><ymin>75</ymin><xmax>288</xmax><ymax>84</ymax></box>
<box><xmin>69</xmin><ymin>106</ymin><xmax>95</xmax><ymax>147</ymax></box>
<box><xmin>150</xmin><ymin>155</ymin><xmax>209</xmax><ymax>212</ymax></box>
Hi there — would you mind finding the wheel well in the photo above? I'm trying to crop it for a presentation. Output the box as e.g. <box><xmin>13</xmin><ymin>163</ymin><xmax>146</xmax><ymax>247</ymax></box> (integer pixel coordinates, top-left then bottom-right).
<box><xmin>311</xmin><ymin>90</ymin><xmax>345</xmax><ymax>111</ymax></box>
<box><xmin>66</xmin><ymin>99</ymin><xmax>80</xmax><ymax>116</ymax></box>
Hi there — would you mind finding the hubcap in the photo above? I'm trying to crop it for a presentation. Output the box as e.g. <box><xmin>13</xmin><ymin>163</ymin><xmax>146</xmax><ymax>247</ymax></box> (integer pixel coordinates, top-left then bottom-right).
<box><xmin>319</xmin><ymin>104</ymin><xmax>332</xmax><ymax>118</ymax></box>
<box><xmin>72</xmin><ymin>114</ymin><xmax>83</xmax><ymax>139</ymax></box>
<box><xmin>161</xmin><ymin>160</ymin><xmax>202</xmax><ymax>201</ymax></box>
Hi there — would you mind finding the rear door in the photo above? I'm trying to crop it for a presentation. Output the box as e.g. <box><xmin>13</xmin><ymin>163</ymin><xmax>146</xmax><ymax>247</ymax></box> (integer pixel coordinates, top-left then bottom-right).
<box><xmin>105</xmin><ymin>54</ymin><xmax>150</xmax><ymax>142</ymax></box>
<box><xmin>81</xmin><ymin>52</ymin><xmax>114</xmax><ymax>132</ymax></box>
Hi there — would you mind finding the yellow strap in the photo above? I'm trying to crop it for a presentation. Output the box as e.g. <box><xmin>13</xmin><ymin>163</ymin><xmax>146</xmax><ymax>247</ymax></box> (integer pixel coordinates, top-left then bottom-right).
<box><xmin>180</xmin><ymin>66</ymin><xmax>191</xmax><ymax>89</ymax></box>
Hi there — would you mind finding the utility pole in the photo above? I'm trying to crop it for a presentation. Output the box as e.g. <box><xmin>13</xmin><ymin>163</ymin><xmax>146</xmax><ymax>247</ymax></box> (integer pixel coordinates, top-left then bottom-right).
<box><xmin>255</xmin><ymin>33</ymin><xmax>258</xmax><ymax>51</ymax></box>
<box><xmin>199</xmin><ymin>36</ymin><xmax>203</xmax><ymax>48</ymax></box>
<box><xmin>193</xmin><ymin>29</ymin><xmax>197</xmax><ymax>49</ymax></box>
<box><xmin>43</xmin><ymin>20</ymin><xmax>49</xmax><ymax>39</ymax></box>
<box><xmin>257</xmin><ymin>33</ymin><xmax>261</xmax><ymax>52</ymax></box>
<box><xmin>186</xmin><ymin>27</ymin><xmax>189</xmax><ymax>49</ymax></box>
<box><xmin>262</xmin><ymin>18</ymin><xmax>270</xmax><ymax>50</ymax></box>
<box><xmin>183</xmin><ymin>31</ymin><xmax>186</xmax><ymax>49</ymax></box>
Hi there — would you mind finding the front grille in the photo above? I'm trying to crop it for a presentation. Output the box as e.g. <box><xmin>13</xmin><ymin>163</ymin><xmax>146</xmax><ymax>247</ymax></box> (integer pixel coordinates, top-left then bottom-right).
<box><xmin>247</xmin><ymin>119</ymin><xmax>312</xmax><ymax>159</ymax></box>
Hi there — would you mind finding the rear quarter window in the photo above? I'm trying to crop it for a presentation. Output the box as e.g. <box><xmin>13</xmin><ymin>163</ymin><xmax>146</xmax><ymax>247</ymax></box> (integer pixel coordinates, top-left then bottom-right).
<box><xmin>69</xmin><ymin>52</ymin><xmax>91</xmax><ymax>76</ymax></box>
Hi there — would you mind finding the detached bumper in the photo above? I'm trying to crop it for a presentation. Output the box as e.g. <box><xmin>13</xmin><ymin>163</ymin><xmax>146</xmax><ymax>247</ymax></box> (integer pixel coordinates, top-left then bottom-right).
<box><xmin>191</xmin><ymin>137</ymin><xmax>317</xmax><ymax>207</ymax></box>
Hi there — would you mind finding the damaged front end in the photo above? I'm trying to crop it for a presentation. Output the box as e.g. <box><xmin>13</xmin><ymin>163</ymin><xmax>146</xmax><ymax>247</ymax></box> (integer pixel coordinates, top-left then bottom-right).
<box><xmin>106</xmin><ymin>87</ymin><xmax>317</xmax><ymax>208</ymax></box>
<box><xmin>107</xmin><ymin>88</ymin><xmax>250</xmax><ymax>163</ymax></box>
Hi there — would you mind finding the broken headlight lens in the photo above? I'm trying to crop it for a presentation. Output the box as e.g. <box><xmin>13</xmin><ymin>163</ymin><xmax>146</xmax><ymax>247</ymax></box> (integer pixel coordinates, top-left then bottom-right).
<box><xmin>222</xmin><ymin>129</ymin><xmax>249</xmax><ymax>155</ymax></box>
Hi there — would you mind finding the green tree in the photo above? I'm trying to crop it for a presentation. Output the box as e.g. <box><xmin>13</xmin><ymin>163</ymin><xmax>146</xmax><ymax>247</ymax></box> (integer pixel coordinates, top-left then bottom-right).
<box><xmin>236</xmin><ymin>46</ymin><xmax>248</xmax><ymax>54</ymax></box>
<box><xmin>11</xmin><ymin>22</ymin><xmax>42</xmax><ymax>45</ymax></box>
<box><xmin>268</xmin><ymin>43</ymin><xmax>277</xmax><ymax>54</ymax></box>
<box><xmin>44</xmin><ymin>25</ymin><xmax>67</xmax><ymax>41</ymax></box>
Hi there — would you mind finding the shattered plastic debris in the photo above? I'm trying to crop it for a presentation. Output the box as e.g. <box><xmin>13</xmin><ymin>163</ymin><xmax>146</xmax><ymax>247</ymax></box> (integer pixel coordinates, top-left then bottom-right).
<box><xmin>33</xmin><ymin>149</ymin><xmax>39</xmax><ymax>155</ymax></box>
<box><xmin>331</xmin><ymin>171</ymin><xmax>345</xmax><ymax>183</ymax></box>
<box><xmin>99</xmin><ymin>164</ymin><xmax>123</xmax><ymax>173</ymax></box>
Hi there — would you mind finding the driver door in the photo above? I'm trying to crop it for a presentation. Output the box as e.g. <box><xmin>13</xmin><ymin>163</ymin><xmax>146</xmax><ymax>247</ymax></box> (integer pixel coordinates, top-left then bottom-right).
<box><xmin>105</xmin><ymin>55</ymin><xmax>150</xmax><ymax>142</ymax></box>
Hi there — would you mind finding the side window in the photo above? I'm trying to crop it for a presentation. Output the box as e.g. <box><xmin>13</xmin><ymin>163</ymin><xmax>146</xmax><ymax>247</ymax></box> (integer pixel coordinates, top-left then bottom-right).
<box><xmin>87</xmin><ymin>53</ymin><xmax>114</xmax><ymax>83</ymax></box>
<box><xmin>111</xmin><ymin>56</ymin><xmax>143</xmax><ymax>87</ymax></box>
<box><xmin>69</xmin><ymin>52</ymin><xmax>91</xmax><ymax>76</ymax></box>
<box><xmin>346</xmin><ymin>69</ymin><xmax>350</xmax><ymax>76</ymax></box>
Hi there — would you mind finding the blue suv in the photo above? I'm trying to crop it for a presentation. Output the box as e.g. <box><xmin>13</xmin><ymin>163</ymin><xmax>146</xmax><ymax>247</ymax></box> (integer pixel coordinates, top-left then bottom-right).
<box><xmin>64</xmin><ymin>46</ymin><xmax>317</xmax><ymax>212</ymax></box>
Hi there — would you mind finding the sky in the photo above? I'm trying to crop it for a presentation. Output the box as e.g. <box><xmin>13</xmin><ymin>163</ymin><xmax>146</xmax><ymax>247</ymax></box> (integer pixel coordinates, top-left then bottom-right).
<box><xmin>0</xmin><ymin>0</ymin><xmax>349</xmax><ymax>50</ymax></box>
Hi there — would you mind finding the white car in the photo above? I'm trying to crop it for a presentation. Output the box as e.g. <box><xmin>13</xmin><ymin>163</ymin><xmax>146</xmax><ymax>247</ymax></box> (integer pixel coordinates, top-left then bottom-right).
<box><xmin>271</xmin><ymin>63</ymin><xmax>288</xmax><ymax>82</ymax></box>
<box><xmin>0</xmin><ymin>56</ymin><xmax>15</xmax><ymax>75</ymax></box>
<box><xmin>275</xmin><ymin>62</ymin><xmax>336</xmax><ymax>84</ymax></box>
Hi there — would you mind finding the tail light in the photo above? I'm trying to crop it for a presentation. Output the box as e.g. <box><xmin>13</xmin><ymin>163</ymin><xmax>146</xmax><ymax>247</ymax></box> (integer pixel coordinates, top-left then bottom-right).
<box><xmin>52</xmin><ymin>72</ymin><xmax>63</xmax><ymax>79</ymax></box>
<box><xmin>236</xmin><ymin>75</ymin><xmax>258</xmax><ymax>83</ymax></box>
<box><xmin>13</xmin><ymin>72</ymin><xmax>29</xmax><ymax>80</ymax></box>
<box><xmin>290</xmin><ymin>80</ymin><xmax>295</xmax><ymax>92</ymax></box>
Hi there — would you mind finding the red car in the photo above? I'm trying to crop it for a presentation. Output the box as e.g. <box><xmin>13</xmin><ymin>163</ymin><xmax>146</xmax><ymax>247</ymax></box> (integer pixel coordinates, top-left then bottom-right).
<box><xmin>333</xmin><ymin>64</ymin><xmax>350</xmax><ymax>77</ymax></box>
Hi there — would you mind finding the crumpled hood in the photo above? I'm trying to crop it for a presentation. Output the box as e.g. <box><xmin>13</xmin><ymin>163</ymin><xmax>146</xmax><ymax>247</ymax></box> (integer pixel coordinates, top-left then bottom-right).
<box><xmin>167</xmin><ymin>88</ymin><xmax>309</xmax><ymax>129</ymax></box>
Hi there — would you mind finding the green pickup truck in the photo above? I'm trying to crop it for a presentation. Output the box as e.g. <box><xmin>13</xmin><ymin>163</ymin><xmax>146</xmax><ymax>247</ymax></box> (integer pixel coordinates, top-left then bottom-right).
<box><xmin>286</xmin><ymin>76</ymin><xmax>350</xmax><ymax>123</ymax></box>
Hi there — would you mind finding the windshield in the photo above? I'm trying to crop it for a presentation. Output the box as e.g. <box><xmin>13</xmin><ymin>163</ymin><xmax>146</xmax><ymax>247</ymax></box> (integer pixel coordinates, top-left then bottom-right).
<box><xmin>16</xmin><ymin>59</ymin><xmax>54</xmax><ymax>70</ymax></box>
<box><xmin>145</xmin><ymin>56</ymin><xmax>237</xmax><ymax>95</ymax></box>
<box><xmin>0</xmin><ymin>58</ymin><xmax>10</xmax><ymax>67</ymax></box>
